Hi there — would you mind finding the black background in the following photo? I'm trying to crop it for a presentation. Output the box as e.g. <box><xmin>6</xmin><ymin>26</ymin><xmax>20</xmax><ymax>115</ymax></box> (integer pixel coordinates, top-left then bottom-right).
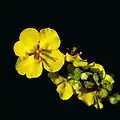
<box><xmin>4</xmin><ymin>0</ymin><xmax>120</xmax><ymax>119</ymax></box>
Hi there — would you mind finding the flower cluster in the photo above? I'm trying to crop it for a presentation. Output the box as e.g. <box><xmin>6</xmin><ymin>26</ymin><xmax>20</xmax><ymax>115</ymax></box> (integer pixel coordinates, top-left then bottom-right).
<box><xmin>13</xmin><ymin>28</ymin><xmax>120</xmax><ymax>109</ymax></box>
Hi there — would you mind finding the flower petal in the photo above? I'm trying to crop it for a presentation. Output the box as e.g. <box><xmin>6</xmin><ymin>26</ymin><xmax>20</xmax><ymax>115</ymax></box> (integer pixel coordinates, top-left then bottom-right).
<box><xmin>66</xmin><ymin>53</ymin><xmax>88</xmax><ymax>67</ymax></box>
<box><xmin>26</xmin><ymin>60</ymin><xmax>43</xmax><ymax>79</ymax></box>
<box><xmin>66</xmin><ymin>53</ymin><xmax>75</xmax><ymax>62</ymax></box>
<box><xmin>42</xmin><ymin>49</ymin><xmax>65</xmax><ymax>72</ymax></box>
<box><xmin>103</xmin><ymin>74</ymin><xmax>115</xmax><ymax>84</ymax></box>
<box><xmin>15</xmin><ymin>56</ymin><xmax>43</xmax><ymax>79</ymax></box>
<box><xmin>13</xmin><ymin>41</ymin><xmax>27</xmax><ymax>57</ymax></box>
<box><xmin>94</xmin><ymin>100</ymin><xmax>103</xmax><ymax>109</ymax></box>
<box><xmin>79</xmin><ymin>92</ymin><xmax>94</xmax><ymax>106</ymax></box>
<box><xmin>19</xmin><ymin>28</ymin><xmax>39</xmax><ymax>52</ymax></box>
<box><xmin>90</xmin><ymin>63</ymin><xmax>106</xmax><ymax>79</ymax></box>
<box><xmin>73</xmin><ymin>59</ymin><xmax>88</xmax><ymax>67</ymax></box>
<box><xmin>56</xmin><ymin>82</ymin><xmax>73</xmax><ymax>100</ymax></box>
<box><xmin>78</xmin><ymin>93</ymin><xmax>84</xmax><ymax>101</ymax></box>
<box><xmin>39</xmin><ymin>28</ymin><xmax>61</xmax><ymax>50</ymax></box>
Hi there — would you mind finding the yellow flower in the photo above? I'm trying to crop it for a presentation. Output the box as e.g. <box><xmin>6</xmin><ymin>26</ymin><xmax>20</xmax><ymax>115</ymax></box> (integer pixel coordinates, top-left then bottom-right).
<box><xmin>13</xmin><ymin>28</ymin><xmax>65</xmax><ymax>78</ymax></box>
<box><xmin>56</xmin><ymin>82</ymin><xmax>74</xmax><ymax>100</ymax></box>
<box><xmin>78</xmin><ymin>91</ymin><xmax>103</xmax><ymax>109</ymax></box>
<box><xmin>65</xmin><ymin>53</ymin><xmax>88</xmax><ymax>67</ymax></box>
<box><xmin>78</xmin><ymin>92</ymin><xmax>94</xmax><ymax>106</ymax></box>
<box><xmin>48</xmin><ymin>73</ymin><xmax>73</xmax><ymax>100</ymax></box>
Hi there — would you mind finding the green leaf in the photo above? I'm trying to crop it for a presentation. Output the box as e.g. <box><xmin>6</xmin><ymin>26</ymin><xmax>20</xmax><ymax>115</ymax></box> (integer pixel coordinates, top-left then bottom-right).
<box><xmin>93</xmin><ymin>73</ymin><xmax>100</xmax><ymax>85</ymax></box>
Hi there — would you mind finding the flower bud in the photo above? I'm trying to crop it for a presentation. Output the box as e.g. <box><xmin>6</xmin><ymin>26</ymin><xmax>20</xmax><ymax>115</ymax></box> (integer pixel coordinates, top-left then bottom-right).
<box><xmin>109</xmin><ymin>96</ymin><xmax>118</xmax><ymax>104</ymax></box>
<box><xmin>81</xmin><ymin>73</ymin><xmax>88</xmax><ymax>80</ymax></box>
<box><xmin>98</xmin><ymin>88</ymin><xmax>108</xmax><ymax>98</ymax></box>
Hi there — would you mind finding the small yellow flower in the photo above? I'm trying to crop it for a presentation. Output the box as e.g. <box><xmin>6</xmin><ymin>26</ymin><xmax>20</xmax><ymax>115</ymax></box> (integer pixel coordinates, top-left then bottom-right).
<box><xmin>13</xmin><ymin>28</ymin><xmax>65</xmax><ymax>78</ymax></box>
<box><xmin>78</xmin><ymin>92</ymin><xmax>94</xmax><ymax>106</ymax></box>
<box><xmin>78</xmin><ymin>91</ymin><xmax>103</xmax><ymax>109</ymax></box>
<box><xmin>56</xmin><ymin>82</ymin><xmax>73</xmax><ymax>100</ymax></box>
<box><xmin>48</xmin><ymin>73</ymin><xmax>73</xmax><ymax>100</ymax></box>
<box><xmin>65</xmin><ymin>53</ymin><xmax>88</xmax><ymax>67</ymax></box>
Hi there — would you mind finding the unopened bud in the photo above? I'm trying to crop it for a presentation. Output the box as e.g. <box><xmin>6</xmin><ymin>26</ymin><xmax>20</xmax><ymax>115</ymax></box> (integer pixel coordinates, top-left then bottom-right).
<box><xmin>109</xmin><ymin>96</ymin><xmax>118</xmax><ymax>104</ymax></box>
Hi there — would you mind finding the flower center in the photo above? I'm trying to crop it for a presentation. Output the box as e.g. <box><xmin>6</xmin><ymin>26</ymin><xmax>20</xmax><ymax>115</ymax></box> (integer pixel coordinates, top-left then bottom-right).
<box><xmin>28</xmin><ymin>44</ymin><xmax>42</xmax><ymax>60</ymax></box>
<box><xmin>34</xmin><ymin>45</ymin><xmax>41</xmax><ymax>60</ymax></box>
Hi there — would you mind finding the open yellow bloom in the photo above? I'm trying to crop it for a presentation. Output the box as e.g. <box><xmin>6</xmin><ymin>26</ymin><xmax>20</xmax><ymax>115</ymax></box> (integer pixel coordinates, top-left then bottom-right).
<box><xmin>66</xmin><ymin>53</ymin><xmax>88</xmax><ymax>67</ymax></box>
<box><xmin>13</xmin><ymin>28</ymin><xmax>65</xmax><ymax>78</ymax></box>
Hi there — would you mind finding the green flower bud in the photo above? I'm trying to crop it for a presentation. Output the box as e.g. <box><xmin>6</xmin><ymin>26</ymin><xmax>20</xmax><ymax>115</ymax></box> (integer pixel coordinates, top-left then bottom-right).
<box><xmin>74</xmin><ymin>68</ymin><xmax>83</xmax><ymax>74</ymax></box>
<box><xmin>67</xmin><ymin>64</ymin><xmax>75</xmax><ymax>73</ymax></box>
<box><xmin>73</xmin><ymin>68</ymin><xmax>83</xmax><ymax>80</ymax></box>
<box><xmin>109</xmin><ymin>96</ymin><xmax>118</xmax><ymax>104</ymax></box>
<box><xmin>67</xmin><ymin>73</ymin><xmax>74</xmax><ymax>80</ymax></box>
<box><xmin>116</xmin><ymin>94</ymin><xmax>120</xmax><ymax>101</ymax></box>
<box><xmin>73</xmin><ymin>74</ymin><xmax>81</xmax><ymax>81</ymax></box>
<box><xmin>93</xmin><ymin>73</ymin><xmax>100</xmax><ymax>85</ymax></box>
<box><xmin>106</xmin><ymin>84</ymin><xmax>113</xmax><ymax>92</ymax></box>
<box><xmin>73</xmin><ymin>81</ymin><xmax>82</xmax><ymax>90</ymax></box>
<box><xmin>84</xmin><ymin>81</ymin><xmax>95</xmax><ymax>88</ymax></box>
<box><xmin>98</xmin><ymin>89</ymin><xmax>108</xmax><ymax>98</ymax></box>
<box><xmin>81</xmin><ymin>73</ymin><xmax>88</xmax><ymax>80</ymax></box>
<box><xmin>101</xmin><ymin>80</ymin><xmax>113</xmax><ymax>92</ymax></box>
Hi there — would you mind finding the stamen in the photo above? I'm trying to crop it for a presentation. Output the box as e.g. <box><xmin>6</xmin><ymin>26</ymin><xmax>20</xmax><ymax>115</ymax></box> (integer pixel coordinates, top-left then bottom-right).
<box><xmin>37</xmin><ymin>45</ymin><xmax>39</xmax><ymax>49</ymax></box>
<box><xmin>42</xmin><ymin>52</ymin><xmax>57</xmax><ymax>62</ymax></box>
<box><xmin>34</xmin><ymin>52</ymin><xmax>40</xmax><ymax>60</ymax></box>
<box><xmin>41</xmin><ymin>57</ymin><xmax>50</xmax><ymax>67</ymax></box>
<box><xmin>71</xmin><ymin>47</ymin><xmax>77</xmax><ymax>55</ymax></box>
<box><xmin>28</xmin><ymin>52</ymin><xmax>34</xmax><ymax>56</ymax></box>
